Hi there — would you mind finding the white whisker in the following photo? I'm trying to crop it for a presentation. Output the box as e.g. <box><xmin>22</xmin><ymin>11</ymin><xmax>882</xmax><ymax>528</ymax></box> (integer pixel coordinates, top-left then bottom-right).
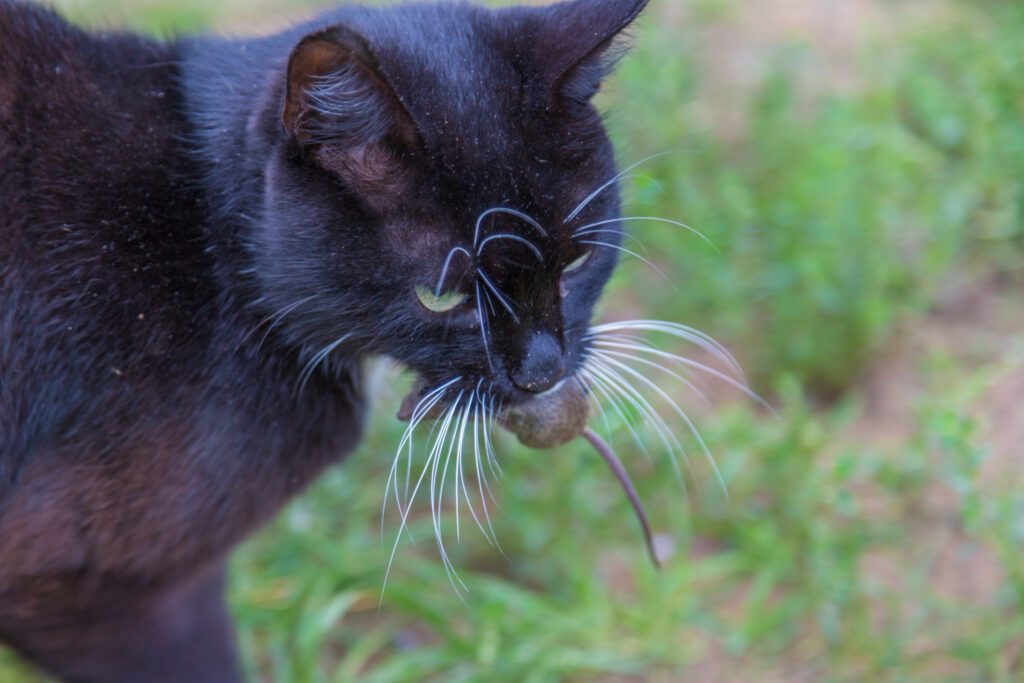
<box><xmin>381</xmin><ymin>391</ymin><xmax>465</xmax><ymax>599</ymax></box>
<box><xmin>435</xmin><ymin>246</ymin><xmax>473</xmax><ymax>295</ymax></box>
<box><xmin>479</xmin><ymin>280</ymin><xmax>498</xmax><ymax>317</ymax></box>
<box><xmin>569</xmin><ymin>229</ymin><xmax>654</xmax><ymax>258</ymax></box>
<box><xmin>593</xmin><ymin>351</ymin><xmax>726</xmax><ymax>495</ymax></box>
<box><xmin>579</xmin><ymin>367</ymin><xmax>657</xmax><ymax>464</ymax></box>
<box><xmin>591</xmin><ymin>339</ymin><xmax>769</xmax><ymax>410</ymax></box>
<box><xmin>586</xmin><ymin>361</ymin><xmax>683</xmax><ymax>459</ymax></box>
<box><xmin>441</xmin><ymin>400</ymin><xmax>473</xmax><ymax>545</ymax></box>
<box><xmin>591</xmin><ymin>347</ymin><xmax>712</xmax><ymax>408</ymax></box>
<box><xmin>564</xmin><ymin>152</ymin><xmax>670</xmax><ymax>224</ymax></box>
<box><xmin>481</xmin><ymin>393</ymin><xmax>505</xmax><ymax>483</ymax></box>
<box><xmin>474</xmin><ymin>281</ymin><xmax>495</xmax><ymax>372</ymax></box>
<box><xmin>296</xmin><ymin>333</ymin><xmax>352</xmax><ymax>396</ymax></box>
<box><xmin>591</xmin><ymin>319</ymin><xmax>746</xmax><ymax>380</ymax></box>
<box><xmin>428</xmin><ymin>397</ymin><xmax>469</xmax><ymax>593</ymax></box>
<box><xmin>578</xmin><ymin>240</ymin><xmax>672</xmax><ymax>284</ymax></box>
<box><xmin>474</xmin><ymin>207</ymin><xmax>547</xmax><ymax>248</ymax></box>
<box><xmin>459</xmin><ymin>392</ymin><xmax>497</xmax><ymax>547</ymax></box>
<box><xmin>471</xmin><ymin>399</ymin><xmax>501</xmax><ymax>546</ymax></box>
<box><xmin>587</xmin><ymin>359</ymin><xmax>691</xmax><ymax>487</ymax></box>
<box><xmin>477</xmin><ymin>233</ymin><xmax>544</xmax><ymax>261</ymax></box>
<box><xmin>575</xmin><ymin>373</ymin><xmax>612</xmax><ymax>437</ymax></box>
<box><xmin>574</xmin><ymin>216</ymin><xmax>718</xmax><ymax>253</ymax></box>
<box><xmin>243</xmin><ymin>294</ymin><xmax>317</xmax><ymax>353</ymax></box>
<box><xmin>382</xmin><ymin>377</ymin><xmax>460</xmax><ymax>540</ymax></box>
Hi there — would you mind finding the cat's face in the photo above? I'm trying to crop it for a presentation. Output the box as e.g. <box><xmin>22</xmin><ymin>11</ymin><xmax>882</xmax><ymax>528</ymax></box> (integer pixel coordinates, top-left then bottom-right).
<box><xmin>254</xmin><ymin>0</ymin><xmax>648</xmax><ymax>408</ymax></box>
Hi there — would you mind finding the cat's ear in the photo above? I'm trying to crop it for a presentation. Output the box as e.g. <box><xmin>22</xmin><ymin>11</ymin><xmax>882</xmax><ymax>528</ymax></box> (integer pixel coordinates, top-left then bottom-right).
<box><xmin>282</xmin><ymin>26</ymin><xmax>414</xmax><ymax>148</ymax></box>
<box><xmin>537</xmin><ymin>0</ymin><xmax>650</xmax><ymax>104</ymax></box>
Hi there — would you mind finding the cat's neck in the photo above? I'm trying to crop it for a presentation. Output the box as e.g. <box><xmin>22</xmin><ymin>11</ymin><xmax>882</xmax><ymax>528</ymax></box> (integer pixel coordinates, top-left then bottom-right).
<box><xmin>181</xmin><ymin>34</ymin><xmax>289</xmax><ymax>266</ymax></box>
<box><xmin>178</xmin><ymin>34</ymin><xmax>296</xmax><ymax>345</ymax></box>
<box><xmin>179</xmin><ymin>30</ymin><xmax>365</xmax><ymax>374</ymax></box>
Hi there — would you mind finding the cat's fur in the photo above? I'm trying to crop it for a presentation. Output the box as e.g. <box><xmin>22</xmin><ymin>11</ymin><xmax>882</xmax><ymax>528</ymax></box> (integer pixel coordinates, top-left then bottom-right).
<box><xmin>0</xmin><ymin>0</ymin><xmax>646</xmax><ymax>679</ymax></box>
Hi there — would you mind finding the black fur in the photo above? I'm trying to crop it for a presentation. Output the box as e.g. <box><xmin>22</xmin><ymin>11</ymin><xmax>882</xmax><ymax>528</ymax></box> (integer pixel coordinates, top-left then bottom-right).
<box><xmin>0</xmin><ymin>0</ymin><xmax>647</xmax><ymax>679</ymax></box>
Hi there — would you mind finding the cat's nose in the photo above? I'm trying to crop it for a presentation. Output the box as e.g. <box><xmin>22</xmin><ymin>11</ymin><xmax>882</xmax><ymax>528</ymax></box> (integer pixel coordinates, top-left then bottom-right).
<box><xmin>511</xmin><ymin>332</ymin><xmax>566</xmax><ymax>394</ymax></box>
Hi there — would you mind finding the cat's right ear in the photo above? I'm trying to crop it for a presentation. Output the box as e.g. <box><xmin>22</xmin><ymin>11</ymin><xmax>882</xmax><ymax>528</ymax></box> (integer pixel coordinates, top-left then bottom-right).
<box><xmin>282</xmin><ymin>26</ymin><xmax>414</xmax><ymax>149</ymax></box>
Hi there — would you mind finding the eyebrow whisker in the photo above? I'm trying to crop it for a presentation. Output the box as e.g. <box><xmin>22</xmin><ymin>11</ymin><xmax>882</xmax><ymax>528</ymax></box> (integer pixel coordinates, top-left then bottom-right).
<box><xmin>564</xmin><ymin>152</ymin><xmax>671</xmax><ymax>224</ymax></box>
<box><xmin>435</xmin><ymin>246</ymin><xmax>474</xmax><ymax>295</ymax></box>
<box><xmin>474</xmin><ymin>207</ymin><xmax>548</xmax><ymax>248</ymax></box>
<box><xmin>477</xmin><ymin>233</ymin><xmax>544</xmax><ymax>261</ymax></box>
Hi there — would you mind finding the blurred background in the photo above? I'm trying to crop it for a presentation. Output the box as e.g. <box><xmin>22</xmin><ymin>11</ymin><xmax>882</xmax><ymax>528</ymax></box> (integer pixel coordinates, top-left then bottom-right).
<box><xmin>4</xmin><ymin>0</ymin><xmax>1024</xmax><ymax>680</ymax></box>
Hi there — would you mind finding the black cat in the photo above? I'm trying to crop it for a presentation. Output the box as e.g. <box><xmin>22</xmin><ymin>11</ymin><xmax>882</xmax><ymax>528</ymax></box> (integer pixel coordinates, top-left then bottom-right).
<box><xmin>0</xmin><ymin>0</ymin><xmax>647</xmax><ymax>679</ymax></box>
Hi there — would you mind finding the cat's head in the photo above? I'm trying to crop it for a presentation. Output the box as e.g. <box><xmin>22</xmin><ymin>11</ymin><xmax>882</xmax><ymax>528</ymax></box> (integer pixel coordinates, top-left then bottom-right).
<box><xmin>253</xmin><ymin>0</ymin><xmax>649</xmax><ymax>409</ymax></box>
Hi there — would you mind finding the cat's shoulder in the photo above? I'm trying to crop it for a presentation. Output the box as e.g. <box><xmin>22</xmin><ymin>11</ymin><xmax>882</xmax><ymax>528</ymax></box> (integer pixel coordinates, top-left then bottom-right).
<box><xmin>0</xmin><ymin>0</ymin><xmax>82</xmax><ymax>69</ymax></box>
<box><xmin>0</xmin><ymin>1</ymin><xmax>173</xmax><ymax>101</ymax></box>
<box><xmin>0</xmin><ymin>0</ymin><xmax>63</xmax><ymax>36</ymax></box>
<box><xmin>0</xmin><ymin>1</ymin><xmax>98</xmax><ymax>129</ymax></box>
<box><xmin>0</xmin><ymin>1</ymin><xmax>52</xmax><ymax>119</ymax></box>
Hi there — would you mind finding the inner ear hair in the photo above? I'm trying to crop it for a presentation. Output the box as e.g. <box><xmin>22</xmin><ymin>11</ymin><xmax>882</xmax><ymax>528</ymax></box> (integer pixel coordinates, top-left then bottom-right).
<box><xmin>282</xmin><ymin>26</ymin><xmax>411</xmax><ymax>148</ymax></box>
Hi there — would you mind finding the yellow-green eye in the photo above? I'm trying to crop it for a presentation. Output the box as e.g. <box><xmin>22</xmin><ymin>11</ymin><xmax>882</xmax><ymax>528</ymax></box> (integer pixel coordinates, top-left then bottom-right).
<box><xmin>563</xmin><ymin>251</ymin><xmax>592</xmax><ymax>275</ymax></box>
<box><xmin>415</xmin><ymin>285</ymin><xmax>468</xmax><ymax>313</ymax></box>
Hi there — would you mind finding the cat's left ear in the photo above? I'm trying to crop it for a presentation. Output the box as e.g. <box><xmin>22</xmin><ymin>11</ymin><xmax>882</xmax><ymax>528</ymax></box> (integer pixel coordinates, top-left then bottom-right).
<box><xmin>282</xmin><ymin>26</ymin><xmax>415</xmax><ymax>148</ymax></box>
<box><xmin>536</xmin><ymin>0</ymin><xmax>650</xmax><ymax>104</ymax></box>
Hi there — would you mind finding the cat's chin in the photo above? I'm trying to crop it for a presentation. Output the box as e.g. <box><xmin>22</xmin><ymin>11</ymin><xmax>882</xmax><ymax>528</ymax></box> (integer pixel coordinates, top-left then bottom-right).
<box><xmin>397</xmin><ymin>376</ymin><xmax>590</xmax><ymax>450</ymax></box>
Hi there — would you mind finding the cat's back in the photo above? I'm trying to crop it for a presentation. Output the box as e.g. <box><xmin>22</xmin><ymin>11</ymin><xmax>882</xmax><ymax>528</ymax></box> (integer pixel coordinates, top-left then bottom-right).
<box><xmin>0</xmin><ymin>0</ymin><xmax>185</xmax><ymax>208</ymax></box>
<box><xmin>0</xmin><ymin>1</ymin><xmax>214</xmax><ymax>470</ymax></box>
<box><xmin>1</xmin><ymin>1</ymin><xmax>191</xmax><ymax>252</ymax></box>
<box><xmin>0</xmin><ymin>0</ymin><xmax>139</xmax><ymax>173</ymax></box>
<box><xmin>0</xmin><ymin>0</ymin><xmax>62</xmax><ymax>241</ymax></box>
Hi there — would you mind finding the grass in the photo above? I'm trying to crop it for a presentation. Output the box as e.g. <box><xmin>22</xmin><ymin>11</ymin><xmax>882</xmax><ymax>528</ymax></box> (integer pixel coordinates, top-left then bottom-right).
<box><xmin>607</xmin><ymin>1</ymin><xmax>1024</xmax><ymax>395</ymax></box>
<box><xmin>4</xmin><ymin>0</ymin><xmax>1024</xmax><ymax>681</ymax></box>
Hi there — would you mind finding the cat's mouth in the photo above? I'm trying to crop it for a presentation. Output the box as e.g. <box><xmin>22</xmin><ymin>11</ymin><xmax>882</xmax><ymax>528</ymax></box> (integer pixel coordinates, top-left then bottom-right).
<box><xmin>397</xmin><ymin>376</ymin><xmax>590</xmax><ymax>449</ymax></box>
<box><xmin>395</xmin><ymin>372</ymin><xmax>661</xmax><ymax>567</ymax></box>
<box><xmin>388</xmin><ymin>320</ymin><xmax>757</xmax><ymax>574</ymax></box>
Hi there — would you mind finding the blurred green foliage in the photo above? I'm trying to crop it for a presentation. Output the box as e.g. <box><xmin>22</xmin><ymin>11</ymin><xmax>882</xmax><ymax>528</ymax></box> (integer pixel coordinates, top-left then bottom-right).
<box><xmin>4</xmin><ymin>1</ymin><xmax>1024</xmax><ymax>682</ymax></box>
<box><xmin>609</xmin><ymin>2</ymin><xmax>1024</xmax><ymax>394</ymax></box>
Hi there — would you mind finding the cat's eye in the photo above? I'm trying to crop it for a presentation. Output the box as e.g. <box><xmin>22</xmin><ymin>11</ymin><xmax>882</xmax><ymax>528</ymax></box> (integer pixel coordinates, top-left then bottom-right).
<box><xmin>563</xmin><ymin>251</ymin><xmax>592</xmax><ymax>275</ymax></box>
<box><xmin>415</xmin><ymin>285</ymin><xmax>468</xmax><ymax>313</ymax></box>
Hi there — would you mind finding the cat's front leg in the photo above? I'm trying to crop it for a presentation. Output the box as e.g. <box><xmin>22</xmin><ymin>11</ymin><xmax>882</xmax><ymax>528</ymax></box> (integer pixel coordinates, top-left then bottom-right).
<box><xmin>9</xmin><ymin>563</ymin><xmax>242</xmax><ymax>683</ymax></box>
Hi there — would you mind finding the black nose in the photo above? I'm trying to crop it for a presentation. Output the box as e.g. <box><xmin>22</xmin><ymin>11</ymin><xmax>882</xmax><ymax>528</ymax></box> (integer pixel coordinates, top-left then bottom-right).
<box><xmin>511</xmin><ymin>332</ymin><xmax>566</xmax><ymax>394</ymax></box>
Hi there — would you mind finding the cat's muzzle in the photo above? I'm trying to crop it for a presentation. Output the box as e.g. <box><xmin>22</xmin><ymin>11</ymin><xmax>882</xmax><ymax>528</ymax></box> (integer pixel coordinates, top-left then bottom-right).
<box><xmin>398</xmin><ymin>377</ymin><xmax>590</xmax><ymax>450</ymax></box>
